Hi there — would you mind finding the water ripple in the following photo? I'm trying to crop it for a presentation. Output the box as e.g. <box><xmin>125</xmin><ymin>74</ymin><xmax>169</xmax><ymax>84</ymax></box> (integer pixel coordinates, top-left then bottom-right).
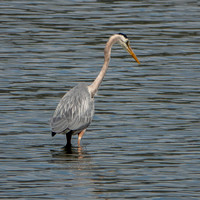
<box><xmin>0</xmin><ymin>0</ymin><xmax>200</xmax><ymax>199</ymax></box>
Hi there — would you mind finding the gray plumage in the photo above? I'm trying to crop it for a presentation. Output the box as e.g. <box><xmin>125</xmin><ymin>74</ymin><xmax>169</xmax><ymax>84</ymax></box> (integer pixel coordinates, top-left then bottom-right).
<box><xmin>50</xmin><ymin>33</ymin><xmax>140</xmax><ymax>146</ymax></box>
<box><xmin>50</xmin><ymin>83</ymin><xmax>94</xmax><ymax>135</ymax></box>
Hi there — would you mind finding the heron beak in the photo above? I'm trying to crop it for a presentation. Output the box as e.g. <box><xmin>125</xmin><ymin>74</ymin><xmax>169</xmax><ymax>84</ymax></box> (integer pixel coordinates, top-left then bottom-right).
<box><xmin>127</xmin><ymin>44</ymin><xmax>140</xmax><ymax>64</ymax></box>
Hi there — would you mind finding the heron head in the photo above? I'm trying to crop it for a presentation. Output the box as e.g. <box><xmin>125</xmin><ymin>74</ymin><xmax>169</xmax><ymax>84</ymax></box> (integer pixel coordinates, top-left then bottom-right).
<box><xmin>117</xmin><ymin>33</ymin><xmax>140</xmax><ymax>64</ymax></box>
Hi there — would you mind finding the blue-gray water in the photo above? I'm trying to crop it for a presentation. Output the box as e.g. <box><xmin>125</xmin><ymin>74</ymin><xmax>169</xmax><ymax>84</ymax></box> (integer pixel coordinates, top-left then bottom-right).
<box><xmin>1</xmin><ymin>0</ymin><xmax>200</xmax><ymax>199</ymax></box>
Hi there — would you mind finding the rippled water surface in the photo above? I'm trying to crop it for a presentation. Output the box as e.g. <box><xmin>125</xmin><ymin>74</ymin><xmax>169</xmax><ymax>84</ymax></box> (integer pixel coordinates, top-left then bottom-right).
<box><xmin>1</xmin><ymin>0</ymin><xmax>200</xmax><ymax>199</ymax></box>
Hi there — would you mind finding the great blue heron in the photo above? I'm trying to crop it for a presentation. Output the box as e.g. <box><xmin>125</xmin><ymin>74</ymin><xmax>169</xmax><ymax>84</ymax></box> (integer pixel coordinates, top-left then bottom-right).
<box><xmin>50</xmin><ymin>33</ymin><xmax>140</xmax><ymax>146</ymax></box>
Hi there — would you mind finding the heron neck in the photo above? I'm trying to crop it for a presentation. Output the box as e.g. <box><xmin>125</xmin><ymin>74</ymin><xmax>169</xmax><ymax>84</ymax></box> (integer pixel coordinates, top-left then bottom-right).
<box><xmin>89</xmin><ymin>35</ymin><xmax>118</xmax><ymax>97</ymax></box>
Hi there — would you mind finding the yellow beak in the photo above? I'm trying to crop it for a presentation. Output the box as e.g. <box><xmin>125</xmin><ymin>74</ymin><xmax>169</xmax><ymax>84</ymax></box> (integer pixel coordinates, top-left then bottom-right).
<box><xmin>127</xmin><ymin>44</ymin><xmax>140</xmax><ymax>64</ymax></box>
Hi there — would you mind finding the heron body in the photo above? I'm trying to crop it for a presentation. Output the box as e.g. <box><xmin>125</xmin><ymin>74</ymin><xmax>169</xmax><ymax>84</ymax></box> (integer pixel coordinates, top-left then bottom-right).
<box><xmin>51</xmin><ymin>83</ymin><xmax>94</xmax><ymax>134</ymax></box>
<box><xmin>50</xmin><ymin>33</ymin><xmax>140</xmax><ymax>146</ymax></box>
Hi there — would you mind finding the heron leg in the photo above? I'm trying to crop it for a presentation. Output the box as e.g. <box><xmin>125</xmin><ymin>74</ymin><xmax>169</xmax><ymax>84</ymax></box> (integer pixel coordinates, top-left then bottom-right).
<box><xmin>66</xmin><ymin>132</ymin><xmax>72</xmax><ymax>146</ymax></box>
<box><xmin>78</xmin><ymin>129</ymin><xmax>86</xmax><ymax>146</ymax></box>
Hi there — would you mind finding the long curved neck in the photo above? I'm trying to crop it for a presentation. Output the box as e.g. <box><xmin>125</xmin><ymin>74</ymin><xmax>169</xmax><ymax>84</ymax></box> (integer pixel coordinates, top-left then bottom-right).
<box><xmin>88</xmin><ymin>35</ymin><xmax>119</xmax><ymax>97</ymax></box>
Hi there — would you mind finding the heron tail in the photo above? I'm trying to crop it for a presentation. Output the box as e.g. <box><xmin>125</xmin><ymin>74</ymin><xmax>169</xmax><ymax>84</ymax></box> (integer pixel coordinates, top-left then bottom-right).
<box><xmin>52</xmin><ymin>132</ymin><xmax>56</xmax><ymax>137</ymax></box>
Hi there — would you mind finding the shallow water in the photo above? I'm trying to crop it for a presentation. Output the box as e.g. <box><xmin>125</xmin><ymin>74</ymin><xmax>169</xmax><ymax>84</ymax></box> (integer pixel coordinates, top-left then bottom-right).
<box><xmin>1</xmin><ymin>0</ymin><xmax>200</xmax><ymax>199</ymax></box>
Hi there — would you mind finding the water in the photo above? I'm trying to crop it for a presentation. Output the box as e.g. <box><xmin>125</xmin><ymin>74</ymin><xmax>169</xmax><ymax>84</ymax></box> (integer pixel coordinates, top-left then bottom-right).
<box><xmin>1</xmin><ymin>0</ymin><xmax>200</xmax><ymax>199</ymax></box>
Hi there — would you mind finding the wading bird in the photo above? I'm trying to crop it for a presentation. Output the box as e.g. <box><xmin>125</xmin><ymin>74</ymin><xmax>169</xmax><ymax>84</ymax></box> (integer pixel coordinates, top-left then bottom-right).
<box><xmin>50</xmin><ymin>33</ymin><xmax>140</xmax><ymax>146</ymax></box>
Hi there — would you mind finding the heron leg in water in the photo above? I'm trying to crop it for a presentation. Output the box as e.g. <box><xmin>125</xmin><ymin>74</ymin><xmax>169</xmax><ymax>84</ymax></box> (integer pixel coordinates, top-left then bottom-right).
<box><xmin>78</xmin><ymin>129</ymin><xmax>86</xmax><ymax>145</ymax></box>
<box><xmin>66</xmin><ymin>132</ymin><xmax>72</xmax><ymax>146</ymax></box>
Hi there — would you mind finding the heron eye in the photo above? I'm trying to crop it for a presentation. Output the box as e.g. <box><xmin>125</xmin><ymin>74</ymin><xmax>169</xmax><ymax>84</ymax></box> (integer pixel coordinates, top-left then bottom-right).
<box><xmin>126</xmin><ymin>40</ymin><xmax>129</xmax><ymax>46</ymax></box>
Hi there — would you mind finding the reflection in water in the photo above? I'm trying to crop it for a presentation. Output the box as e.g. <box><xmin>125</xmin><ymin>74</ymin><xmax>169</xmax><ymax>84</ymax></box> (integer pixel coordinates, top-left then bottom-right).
<box><xmin>50</xmin><ymin>145</ymin><xmax>86</xmax><ymax>161</ymax></box>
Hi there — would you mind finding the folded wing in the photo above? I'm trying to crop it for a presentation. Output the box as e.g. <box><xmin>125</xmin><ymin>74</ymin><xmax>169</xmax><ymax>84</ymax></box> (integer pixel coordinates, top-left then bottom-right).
<box><xmin>50</xmin><ymin>83</ymin><xmax>94</xmax><ymax>134</ymax></box>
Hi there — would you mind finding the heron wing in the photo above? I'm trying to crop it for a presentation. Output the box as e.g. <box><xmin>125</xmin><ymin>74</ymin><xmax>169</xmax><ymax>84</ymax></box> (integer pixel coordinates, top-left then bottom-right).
<box><xmin>50</xmin><ymin>83</ymin><xmax>94</xmax><ymax>134</ymax></box>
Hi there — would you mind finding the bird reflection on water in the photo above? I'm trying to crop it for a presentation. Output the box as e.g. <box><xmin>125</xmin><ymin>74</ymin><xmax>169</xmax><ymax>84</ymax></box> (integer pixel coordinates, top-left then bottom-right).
<box><xmin>50</xmin><ymin>144</ymin><xmax>86</xmax><ymax>160</ymax></box>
